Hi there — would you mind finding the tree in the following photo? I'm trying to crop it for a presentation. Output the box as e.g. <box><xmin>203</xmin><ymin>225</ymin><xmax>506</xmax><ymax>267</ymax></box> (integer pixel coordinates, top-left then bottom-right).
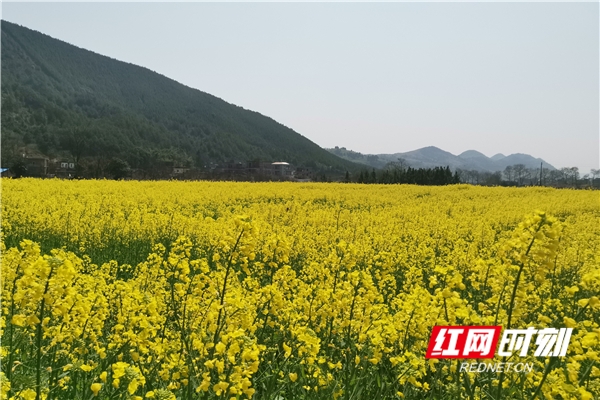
<box><xmin>61</xmin><ymin>126</ymin><xmax>91</xmax><ymax>178</ymax></box>
<box><xmin>106</xmin><ymin>158</ymin><xmax>130</xmax><ymax>180</ymax></box>
<box><xmin>483</xmin><ymin>171</ymin><xmax>502</xmax><ymax>186</ymax></box>
<box><xmin>10</xmin><ymin>160</ymin><xmax>27</xmax><ymax>178</ymax></box>
<box><xmin>591</xmin><ymin>169</ymin><xmax>600</xmax><ymax>188</ymax></box>
<box><xmin>569</xmin><ymin>167</ymin><xmax>580</xmax><ymax>186</ymax></box>
<box><xmin>539</xmin><ymin>165</ymin><xmax>550</xmax><ymax>186</ymax></box>
<box><xmin>512</xmin><ymin>164</ymin><xmax>527</xmax><ymax>186</ymax></box>
<box><xmin>1</xmin><ymin>131</ymin><xmax>26</xmax><ymax>167</ymax></box>
<box><xmin>453</xmin><ymin>170</ymin><xmax>461</xmax><ymax>184</ymax></box>
<box><xmin>558</xmin><ymin>167</ymin><xmax>574</xmax><ymax>187</ymax></box>
<box><xmin>548</xmin><ymin>170</ymin><xmax>563</xmax><ymax>186</ymax></box>
<box><xmin>503</xmin><ymin>166</ymin><xmax>514</xmax><ymax>182</ymax></box>
<box><xmin>385</xmin><ymin>158</ymin><xmax>408</xmax><ymax>174</ymax></box>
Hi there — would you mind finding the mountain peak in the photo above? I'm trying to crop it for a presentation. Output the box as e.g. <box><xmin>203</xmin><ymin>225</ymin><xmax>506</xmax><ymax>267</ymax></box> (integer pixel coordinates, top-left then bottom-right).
<box><xmin>405</xmin><ymin>146</ymin><xmax>453</xmax><ymax>157</ymax></box>
<box><xmin>458</xmin><ymin>150</ymin><xmax>488</xmax><ymax>159</ymax></box>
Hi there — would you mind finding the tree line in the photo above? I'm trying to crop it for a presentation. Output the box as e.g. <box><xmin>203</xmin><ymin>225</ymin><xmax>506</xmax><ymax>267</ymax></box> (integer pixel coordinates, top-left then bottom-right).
<box><xmin>344</xmin><ymin>161</ymin><xmax>599</xmax><ymax>189</ymax></box>
<box><xmin>458</xmin><ymin>164</ymin><xmax>600</xmax><ymax>188</ymax></box>
<box><xmin>352</xmin><ymin>165</ymin><xmax>459</xmax><ymax>185</ymax></box>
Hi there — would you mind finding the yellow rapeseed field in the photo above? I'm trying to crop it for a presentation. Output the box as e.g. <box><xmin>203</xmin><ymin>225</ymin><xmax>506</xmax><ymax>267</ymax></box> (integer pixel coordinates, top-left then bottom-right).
<box><xmin>1</xmin><ymin>179</ymin><xmax>599</xmax><ymax>400</ymax></box>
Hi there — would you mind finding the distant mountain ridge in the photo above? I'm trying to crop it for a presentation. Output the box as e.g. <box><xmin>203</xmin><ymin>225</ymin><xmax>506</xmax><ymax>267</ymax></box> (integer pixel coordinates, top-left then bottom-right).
<box><xmin>327</xmin><ymin>146</ymin><xmax>556</xmax><ymax>172</ymax></box>
<box><xmin>1</xmin><ymin>20</ymin><xmax>361</xmax><ymax>173</ymax></box>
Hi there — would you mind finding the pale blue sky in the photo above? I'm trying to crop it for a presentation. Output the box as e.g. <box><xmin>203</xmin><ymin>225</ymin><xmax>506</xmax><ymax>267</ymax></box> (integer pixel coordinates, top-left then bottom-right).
<box><xmin>2</xmin><ymin>2</ymin><xmax>598</xmax><ymax>172</ymax></box>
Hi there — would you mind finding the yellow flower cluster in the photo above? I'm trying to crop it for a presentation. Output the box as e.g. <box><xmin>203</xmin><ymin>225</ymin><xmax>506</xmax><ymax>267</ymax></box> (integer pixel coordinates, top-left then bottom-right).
<box><xmin>1</xmin><ymin>179</ymin><xmax>599</xmax><ymax>399</ymax></box>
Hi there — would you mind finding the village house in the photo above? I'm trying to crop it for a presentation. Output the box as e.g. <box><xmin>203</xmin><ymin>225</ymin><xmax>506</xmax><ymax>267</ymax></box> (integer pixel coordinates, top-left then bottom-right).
<box><xmin>49</xmin><ymin>160</ymin><xmax>77</xmax><ymax>178</ymax></box>
<box><xmin>271</xmin><ymin>162</ymin><xmax>293</xmax><ymax>177</ymax></box>
<box><xmin>294</xmin><ymin>167</ymin><xmax>313</xmax><ymax>181</ymax></box>
<box><xmin>24</xmin><ymin>155</ymin><xmax>49</xmax><ymax>177</ymax></box>
<box><xmin>1</xmin><ymin>168</ymin><xmax>15</xmax><ymax>178</ymax></box>
<box><xmin>221</xmin><ymin>161</ymin><xmax>247</xmax><ymax>177</ymax></box>
<box><xmin>246</xmin><ymin>161</ymin><xmax>274</xmax><ymax>176</ymax></box>
<box><xmin>212</xmin><ymin>160</ymin><xmax>299</xmax><ymax>180</ymax></box>
<box><xmin>172</xmin><ymin>166</ymin><xmax>190</xmax><ymax>176</ymax></box>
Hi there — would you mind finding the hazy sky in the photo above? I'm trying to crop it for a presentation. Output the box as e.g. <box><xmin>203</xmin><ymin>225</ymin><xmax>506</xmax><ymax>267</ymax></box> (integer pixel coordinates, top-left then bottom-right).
<box><xmin>2</xmin><ymin>2</ymin><xmax>598</xmax><ymax>172</ymax></box>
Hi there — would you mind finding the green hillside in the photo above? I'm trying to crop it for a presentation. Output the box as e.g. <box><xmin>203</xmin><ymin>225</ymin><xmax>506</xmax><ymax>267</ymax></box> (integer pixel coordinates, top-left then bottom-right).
<box><xmin>1</xmin><ymin>20</ymin><xmax>360</xmax><ymax>174</ymax></box>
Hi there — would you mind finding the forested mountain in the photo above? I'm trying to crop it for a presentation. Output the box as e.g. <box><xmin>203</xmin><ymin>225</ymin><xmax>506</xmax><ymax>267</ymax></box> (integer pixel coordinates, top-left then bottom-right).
<box><xmin>328</xmin><ymin>146</ymin><xmax>555</xmax><ymax>172</ymax></box>
<box><xmin>1</xmin><ymin>20</ymin><xmax>360</xmax><ymax>174</ymax></box>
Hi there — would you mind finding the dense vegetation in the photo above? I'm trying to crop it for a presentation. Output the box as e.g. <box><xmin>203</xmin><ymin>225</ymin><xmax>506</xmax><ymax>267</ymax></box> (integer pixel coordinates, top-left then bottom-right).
<box><xmin>2</xmin><ymin>180</ymin><xmax>599</xmax><ymax>399</ymax></box>
<box><xmin>1</xmin><ymin>20</ymin><xmax>360</xmax><ymax>175</ymax></box>
<box><xmin>354</xmin><ymin>166</ymin><xmax>459</xmax><ymax>185</ymax></box>
<box><xmin>349</xmin><ymin>162</ymin><xmax>599</xmax><ymax>189</ymax></box>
